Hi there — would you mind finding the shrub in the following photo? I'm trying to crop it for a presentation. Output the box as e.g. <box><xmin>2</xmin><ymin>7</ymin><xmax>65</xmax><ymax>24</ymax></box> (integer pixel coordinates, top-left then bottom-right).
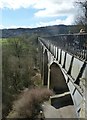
<box><xmin>7</xmin><ymin>88</ymin><xmax>53</xmax><ymax>119</ymax></box>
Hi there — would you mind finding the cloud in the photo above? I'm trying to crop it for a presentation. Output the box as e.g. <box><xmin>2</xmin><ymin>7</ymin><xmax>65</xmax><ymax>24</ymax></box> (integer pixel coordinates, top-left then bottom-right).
<box><xmin>34</xmin><ymin>0</ymin><xmax>77</xmax><ymax>17</ymax></box>
<box><xmin>0</xmin><ymin>0</ymin><xmax>78</xmax><ymax>27</ymax></box>
<box><xmin>0</xmin><ymin>0</ymin><xmax>38</xmax><ymax>10</ymax></box>
<box><xmin>1</xmin><ymin>15</ymin><xmax>74</xmax><ymax>29</ymax></box>
<box><xmin>0</xmin><ymin>24</ymin><xmax>4</xmax><ymax>29</ymax></box>
<box><xmin>0</xmin><ymin>0</ymin><xmax>77</xmax><ymax>20</ymax></box>
<box><xmin>36</xmin><ymin>15</ymin><xmax>74</xmax><ymax>27</ymax></box>
<box><xmin>0</xmin><ymin>25</ymin><xmax>34</xmax><ymax>29</ymax></box>
<box><xmin>0</xmin><ymin>0</ymin><xmax>76</xmax><ymax>15</ymax></box>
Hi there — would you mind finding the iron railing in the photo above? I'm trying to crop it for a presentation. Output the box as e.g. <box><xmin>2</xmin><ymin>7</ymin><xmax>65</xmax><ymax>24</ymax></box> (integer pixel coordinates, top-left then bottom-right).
<box><xmin>38</xmin><ymin>33</ymin><xmax>87</xmax><ymax>61</ymax></box>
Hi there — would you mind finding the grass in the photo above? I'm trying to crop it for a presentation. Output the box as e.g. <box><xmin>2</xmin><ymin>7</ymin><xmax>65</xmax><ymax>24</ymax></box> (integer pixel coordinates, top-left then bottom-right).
<box><xmin>0</xmin><ymin>38</ymin><xmax>9</xmax><ymax>45</ymax></box>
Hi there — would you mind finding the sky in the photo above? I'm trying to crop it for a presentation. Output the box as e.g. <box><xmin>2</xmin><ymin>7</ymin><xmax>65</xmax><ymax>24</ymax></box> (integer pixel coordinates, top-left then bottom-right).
<box><xmin>0</xmin><ymin>0</ymin><xmax>80</xmax><ymax>29</ymax></box>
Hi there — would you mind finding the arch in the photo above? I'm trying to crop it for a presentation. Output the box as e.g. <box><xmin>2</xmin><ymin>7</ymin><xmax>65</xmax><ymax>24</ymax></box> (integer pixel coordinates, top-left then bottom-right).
<box><xmin>50</xmin><ymin>63</ymin><xmax>69</xmax><ymax>94</ymax></box>
<box><xmin>50</xmin><ymin>63</ymin><xmax>75</xmax><ymax>111</ymax></box>
<box><xmin>43</xmin><ymin>49</ymin><xmax>48</xmax><ymax>85</ymax></box>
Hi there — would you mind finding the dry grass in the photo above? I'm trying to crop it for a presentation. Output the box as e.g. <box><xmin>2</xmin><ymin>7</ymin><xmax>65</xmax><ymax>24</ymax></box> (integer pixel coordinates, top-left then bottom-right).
<box><xmin>7</xmin><ymin>88</ymin><xmax>53</xmax><ymax>119</ymax></box>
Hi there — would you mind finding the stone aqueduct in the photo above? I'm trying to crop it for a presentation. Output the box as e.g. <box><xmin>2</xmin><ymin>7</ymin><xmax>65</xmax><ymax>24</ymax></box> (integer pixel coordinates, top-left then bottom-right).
<box><xmin>38</xmin><ymin>34</ymin><xmax>87</xmax><ymax>118</ymax></box>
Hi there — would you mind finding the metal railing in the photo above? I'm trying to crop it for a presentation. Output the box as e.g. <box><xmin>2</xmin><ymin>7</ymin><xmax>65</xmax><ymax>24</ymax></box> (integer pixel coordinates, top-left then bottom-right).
<box><xmin>38</xmin><ymin>33</ymin><xmax>87</xmax><ymax>61</ymax></box>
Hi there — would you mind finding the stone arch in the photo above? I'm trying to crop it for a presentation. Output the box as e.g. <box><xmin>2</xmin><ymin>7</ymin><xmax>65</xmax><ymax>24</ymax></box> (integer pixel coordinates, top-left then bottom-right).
<box><xmin>43</xmin><ymin>49</ymin><xmax>48</xmax><ymax>85</ymax></box>
<box><xmin>50</xmin><ymin>62</ymin><xmax>69</xmax><ymax>94</ymax></box>
<box><xmin>50</xmin><ymin>63</ymin><xmax>75</xmax><ymax>111</ymax></box>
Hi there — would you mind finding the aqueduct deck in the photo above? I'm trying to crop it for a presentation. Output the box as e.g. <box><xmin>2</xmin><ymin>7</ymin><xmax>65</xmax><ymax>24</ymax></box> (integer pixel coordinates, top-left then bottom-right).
<box><xmin>38</xmin><ymin>33</ymin><xmax>87</xmax><ymax>118</ymax></box>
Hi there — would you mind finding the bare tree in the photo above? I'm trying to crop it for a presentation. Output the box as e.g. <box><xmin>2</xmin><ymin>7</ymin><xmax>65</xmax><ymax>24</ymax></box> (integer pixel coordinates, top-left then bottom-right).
<box><xmin>75</xmin><ymin>0</ymin><xmax>87</xmax><ymax>31</ymax></box>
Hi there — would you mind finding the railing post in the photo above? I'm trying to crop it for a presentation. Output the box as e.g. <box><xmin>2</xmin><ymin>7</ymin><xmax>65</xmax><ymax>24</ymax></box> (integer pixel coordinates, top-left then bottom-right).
<box><xmin>47</xmin><ymin>65</ymin><xmax>50</xmax><ymax>89</ymax></box>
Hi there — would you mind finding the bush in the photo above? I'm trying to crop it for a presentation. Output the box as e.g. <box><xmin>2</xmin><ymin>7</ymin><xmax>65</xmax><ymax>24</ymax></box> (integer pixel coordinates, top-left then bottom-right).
<box><xmin>7</xmin><ymin>88</ymin><xmax>53</xmax><ymax>119</ymax></box>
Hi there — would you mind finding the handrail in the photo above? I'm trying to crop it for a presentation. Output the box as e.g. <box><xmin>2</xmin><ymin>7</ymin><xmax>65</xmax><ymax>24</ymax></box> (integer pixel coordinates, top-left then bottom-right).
<box><xmin>38</xmin><ymin>33</ymin><xmax>87</xmax><ymax>61</ymax></box>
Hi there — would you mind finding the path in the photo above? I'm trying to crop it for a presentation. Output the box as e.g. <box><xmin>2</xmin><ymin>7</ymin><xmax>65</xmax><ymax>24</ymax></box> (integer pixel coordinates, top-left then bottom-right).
<box><xmin>42</xmin><ymin>102</ymin><xmax>77</xmax><ymax>118</ymax></box>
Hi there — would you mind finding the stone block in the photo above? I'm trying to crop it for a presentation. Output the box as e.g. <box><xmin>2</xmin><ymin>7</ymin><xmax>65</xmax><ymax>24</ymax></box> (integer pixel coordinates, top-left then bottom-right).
<box><xmin>67</xmin><ymin>80</ymin><xmax>75</xmax><ymax>95</ymax></box>
<box><xmin>65</xmin><ymin>53</ymin><xmax>73</xmax><ymax>72</ymax></box>
<box><xmin>71</xmin><ymin>58</ymin><xmax>84</xmax><ymax>81</ymax></box>
<box><xmin>61</xmin><ymin>50</ymin><xmax>65</xmax><ymax>67</ymax></box>
<box><xmin>58</xmin><ymin>49</ymin><xmax>61</xmax><ymax>62</ymax></box>
<box><xmin>73</xmin><ymin>89</ymin><xmax>83</xmax><ymax>107</ymax></box>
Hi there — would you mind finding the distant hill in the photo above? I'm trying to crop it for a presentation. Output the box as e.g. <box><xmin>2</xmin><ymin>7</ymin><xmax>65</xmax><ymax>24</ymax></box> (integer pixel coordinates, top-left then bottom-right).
<box><xmin>0</xmin><ymin>25</ymin><xmax>83</xmax><ymax>38</ymax></box>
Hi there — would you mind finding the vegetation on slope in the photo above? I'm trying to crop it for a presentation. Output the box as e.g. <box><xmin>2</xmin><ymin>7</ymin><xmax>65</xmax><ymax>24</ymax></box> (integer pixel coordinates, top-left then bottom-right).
<box><xmin>7</xmin><ymin>88</ymin><xmax>53</xmax><ymax>119</ymax></box>
<box><xmin>2</xmin><ymin>34</ymin><xmax>41</xmax><ymax>118</ymax></box>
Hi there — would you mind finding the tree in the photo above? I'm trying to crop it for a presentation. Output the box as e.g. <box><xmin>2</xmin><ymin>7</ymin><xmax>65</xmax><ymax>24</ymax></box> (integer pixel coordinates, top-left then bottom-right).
<box><xmin>2</xmin><ymin>35</ymin><xmax>39</xmax><ymax>118</ymax></box>
<box><xmin>7</xmin><ymin>88</ymin><xmax>53</xmax><ymax>119</ymax></box>
<box><xmin>75</xmin><ymin>0</ymin><xmax>87</xmax><ymax>31</ymax></box>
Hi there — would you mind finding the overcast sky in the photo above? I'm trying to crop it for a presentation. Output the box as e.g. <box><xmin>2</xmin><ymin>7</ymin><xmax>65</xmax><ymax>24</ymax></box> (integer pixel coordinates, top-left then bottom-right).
<box><xmin>0</xmin><ymin>0</ymin><xmax>80</xmax><ymax>28</ymax></box>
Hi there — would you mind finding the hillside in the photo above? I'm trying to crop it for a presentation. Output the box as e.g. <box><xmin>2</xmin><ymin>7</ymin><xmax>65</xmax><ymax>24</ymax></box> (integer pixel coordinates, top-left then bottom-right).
<box><xmin>0</xmin><ymin>25</ymin><xmax>83</xmax><ymax>38</ymax></box>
